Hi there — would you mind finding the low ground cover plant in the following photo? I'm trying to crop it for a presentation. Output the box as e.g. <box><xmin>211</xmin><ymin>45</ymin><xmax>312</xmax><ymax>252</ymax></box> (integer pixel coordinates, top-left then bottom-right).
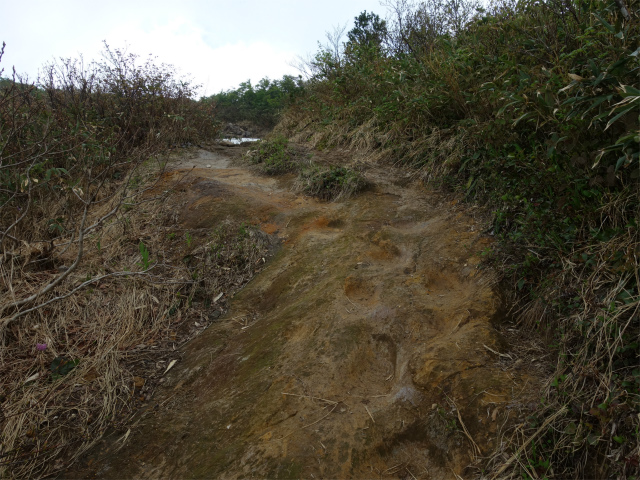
<box><xmin>245</xmin><ymin>136</ymin><xmax>366</xmax><ymax>200</ymax></box>
<box><xmin>297</xmin><ymin>164</ymin><xmax>368</xmax><ymax>200</ymax></box>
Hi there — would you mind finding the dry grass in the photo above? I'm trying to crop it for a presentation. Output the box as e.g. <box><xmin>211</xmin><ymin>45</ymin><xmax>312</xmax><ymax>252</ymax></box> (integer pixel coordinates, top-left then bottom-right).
<box><xmin>276</xmin><ymin>105</ymin><xmax>470</xmax><ymax>182</ymax></box>
<box><xmin>0</xmin><ymin>157</ymin><xmax>273</xmax><ymax>479</ymax></box>
<box><xmin>482</xmin><ymin>203</ymin><xmax>640</xmax><ymax>478</ymax></box>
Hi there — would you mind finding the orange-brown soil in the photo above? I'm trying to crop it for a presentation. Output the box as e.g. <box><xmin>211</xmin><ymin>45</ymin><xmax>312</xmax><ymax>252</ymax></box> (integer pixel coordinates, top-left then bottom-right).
<box><xmin>70</xmin><ymin>145</ymin><xmax>537</xmax><ymax>479</ymax></box>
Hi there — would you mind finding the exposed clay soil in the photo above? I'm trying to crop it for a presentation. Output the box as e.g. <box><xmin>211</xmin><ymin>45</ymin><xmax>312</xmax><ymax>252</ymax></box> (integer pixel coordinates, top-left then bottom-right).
<box><xmin>69</xmin><ymin>145</ymin><xmax>540</xmax><ymax>479</ymax></box>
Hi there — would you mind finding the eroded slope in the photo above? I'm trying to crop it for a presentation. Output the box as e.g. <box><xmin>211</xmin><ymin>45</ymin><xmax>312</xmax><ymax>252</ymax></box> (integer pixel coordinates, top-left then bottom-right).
<box><xmin>73</xmin><ymin>146</ymin><xmax>534</xmax><ymax>479</ymax></box>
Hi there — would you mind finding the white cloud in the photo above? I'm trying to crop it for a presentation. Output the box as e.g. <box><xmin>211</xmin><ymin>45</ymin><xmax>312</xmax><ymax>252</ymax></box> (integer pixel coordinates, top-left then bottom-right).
<box><xmin>105</xmin><ymin>17</ymin><xmax>299</xmax><ymax>95</ymax></box>
<box><xmin>1</xmin><ymin>0</ymin><xmax>384</xmax><ymax>95</ymax></box>
<box><xmin>201</xmin><ymin>42</ymin><xmax>299</xmax><ymax>94</ymax></box>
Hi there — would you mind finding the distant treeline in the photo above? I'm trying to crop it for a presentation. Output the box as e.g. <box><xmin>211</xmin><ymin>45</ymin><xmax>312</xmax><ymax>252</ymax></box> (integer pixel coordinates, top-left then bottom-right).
<box><xmin>203</xmin><ymin>75</ymin><xmax>304</xmax><ymax>128</ymax></box>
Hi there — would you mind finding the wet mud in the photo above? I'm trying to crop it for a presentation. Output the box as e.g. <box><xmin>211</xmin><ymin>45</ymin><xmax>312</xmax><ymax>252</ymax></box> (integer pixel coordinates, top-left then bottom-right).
<box><xmin>71</xmin><ymin>146</ymin><xmax>534</xmax><ymax>479</ymax></box>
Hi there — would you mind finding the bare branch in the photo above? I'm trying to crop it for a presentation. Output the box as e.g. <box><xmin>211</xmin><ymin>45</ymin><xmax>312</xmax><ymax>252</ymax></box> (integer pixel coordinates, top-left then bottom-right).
<box><xmin>0</xmin><ymin>198</ymin><xmax>89</xmax><ymax>315</ymax></box>
<box><xmin>0</xmin><ymin>159</ymin><xmax>37</xmax><ymax>249</ymax></box>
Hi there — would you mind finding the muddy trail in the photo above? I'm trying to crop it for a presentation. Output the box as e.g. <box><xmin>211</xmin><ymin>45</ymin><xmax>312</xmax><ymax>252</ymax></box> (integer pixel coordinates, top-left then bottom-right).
<box><xmin>71</xmin><ymin>146</ymin><xmax>536</xmax><ymax>479</ymax></box>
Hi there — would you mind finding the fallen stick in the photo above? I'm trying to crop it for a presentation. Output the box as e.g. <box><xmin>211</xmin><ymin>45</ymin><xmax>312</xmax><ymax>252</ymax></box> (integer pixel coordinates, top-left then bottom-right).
<box><xmin>364</xmin><ymin>405</ymin><xmax>375</xmax><ymax>424</ymax></box>
<box><xmin>303</xmin><ymin>404</ymin><xmax>338</xmax><ymax>429</ymax></box>
<box><xmin>281</xmin><ymin>392</ymin><xmax>338</xmax><ymax>405</ymax></box>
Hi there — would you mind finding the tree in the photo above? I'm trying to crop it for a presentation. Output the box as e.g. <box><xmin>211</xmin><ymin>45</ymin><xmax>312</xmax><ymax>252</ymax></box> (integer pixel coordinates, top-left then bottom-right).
<box><xmin>346</xmin><ymin>11</ymin><xmax>388</xmax><ymax>50</ymax></box>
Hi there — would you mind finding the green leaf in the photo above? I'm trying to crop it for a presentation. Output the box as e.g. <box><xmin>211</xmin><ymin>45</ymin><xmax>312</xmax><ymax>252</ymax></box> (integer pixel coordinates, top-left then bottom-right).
<box><xmin>608</xmin><ymin>58</ymin><xmax>629</xmax><ymax>73</ymax></box>
<box><xmin>587</xmin><ymin>433</ymin><xmax>600</xmax><ymax>445</ymax></box>
<box><xmin>592</xmin><ymin>111</ymin><xmax>610</xmax><ymax>123</ymax></box>
<box><xmin>593</xmin><ymin>72</ymin><xmax>607</xmax><ymax>87</ymax></box>
<box><xmin>617</xmin><ymin>290</ymin><xmax>633</xmax><ymax>304</ymax></box>
<box><xmin>50</xmin><ymin>357</ymin><xmax>80</xmax><ymax>378</ymax></box>
<box><xmin>513</xmin><ymin>111</ymin><xmax>535</xmax><ymax>126</ymax></box>
<box><xmin>606</xmin><ymin>105</ymin><xmax>636</xmax><ymax>130</ymax></box>
<box><xmin>592</xmin><ymin>12</ymin><xmax>616</xmax><ymax>33</ymax></box>
<box><xmin>564</xmin><ymin>421</ymin><xmax>577</xmax><ymax>435</ymax></box>
<box><xmin>551</xmin><ymin>374</ymin><xmax>567</xmax><ymax>387</ymax></box>
<box><xmin>580</xmin><ymin>95</ymin><xmax>613</xmax><ymax>118</ymax></box>
<box><xmin>497</xmin><ymin>100</ymin><xmax>520</xmax><ymax>116</ymax></box>
<box><xmin>616</xmin><ymin>132</ymin><xmax>639</xmax><ymax>144</ymax></box>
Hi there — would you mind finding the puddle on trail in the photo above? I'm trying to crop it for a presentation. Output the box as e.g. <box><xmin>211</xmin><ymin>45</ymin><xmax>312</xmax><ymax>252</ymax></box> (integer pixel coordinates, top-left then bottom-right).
<box><xmin>70</xmin><ymin>146</ymin><xmax>535</xmax><ymax>479</ymax></box>
<box><xmin>221</xmin><ymin>137</ymin><xmax>260</xmax><ymax>144</ymax></box>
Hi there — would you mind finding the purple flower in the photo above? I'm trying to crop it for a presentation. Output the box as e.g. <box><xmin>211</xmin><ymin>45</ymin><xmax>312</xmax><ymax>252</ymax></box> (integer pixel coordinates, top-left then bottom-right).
<box><xmin>36</xmin><ymin>343</ymin><xmax>47</xmax><ymax>352</ymax></box>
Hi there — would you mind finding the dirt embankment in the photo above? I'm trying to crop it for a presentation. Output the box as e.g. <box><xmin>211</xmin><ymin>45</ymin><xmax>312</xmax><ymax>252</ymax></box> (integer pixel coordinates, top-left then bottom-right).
<box><xmin>70</xmin><ymin>145</ymin><xmax>541</xmax><ymax>479</ymax></box>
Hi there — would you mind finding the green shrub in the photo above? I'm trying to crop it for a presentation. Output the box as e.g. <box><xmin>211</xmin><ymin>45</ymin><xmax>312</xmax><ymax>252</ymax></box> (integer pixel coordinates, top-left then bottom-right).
<box><xmin>245</xmin><ymin>135</ymin><xmax>299</xmax><ymax>174</ymax></box>
<box><xmin>297</xmin><ymin>164</ymin><xmax>367</xmax><ymax>200</ymax></box>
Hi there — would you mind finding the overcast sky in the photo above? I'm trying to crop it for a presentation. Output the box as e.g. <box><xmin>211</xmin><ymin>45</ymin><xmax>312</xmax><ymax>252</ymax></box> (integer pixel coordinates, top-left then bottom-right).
<box><xmin>1</xmin><ymin>0</ymin><xmax>386</xmax><ymax>96</ymax></box>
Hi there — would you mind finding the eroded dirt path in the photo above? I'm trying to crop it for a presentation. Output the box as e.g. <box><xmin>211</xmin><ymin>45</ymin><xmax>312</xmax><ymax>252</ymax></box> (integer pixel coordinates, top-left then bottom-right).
<box><xmin>74</xmin><ymin>146</ymin><xmax>532</xmax><ymax>479</ymax></box>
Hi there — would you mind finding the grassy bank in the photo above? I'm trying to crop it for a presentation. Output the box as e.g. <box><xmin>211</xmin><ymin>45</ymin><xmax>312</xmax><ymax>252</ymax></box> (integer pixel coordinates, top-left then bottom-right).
<box><xmin>275</xmin><ymin>1</ymin><xmax>639</xmax><ymax>477</ymax></box>
<box><xmin>0</xmin><ymin>44</ymin><xmax>274</xmax><ymax>478</ymax></box>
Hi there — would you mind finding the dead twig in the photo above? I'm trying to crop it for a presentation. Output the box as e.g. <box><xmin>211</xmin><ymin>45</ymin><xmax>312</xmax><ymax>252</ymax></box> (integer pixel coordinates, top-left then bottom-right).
<box><xmin>281</xmin><ymin>392</ymin><xmax>338</xmax><ymax>405</ymax></box>
<box><xmin>439</xmin><ymin>388</ymin><xmax>481</xmax><ymax>458</ymax></box>
<box><xmin>364</xmin><ymin>405</ymin><xmax>375</xmax><ymax>424</ymax></box>
<box><xmin>302</xmin><ymin>404</ymin><xmax>338</xmax><ymax>429</ymax></box>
